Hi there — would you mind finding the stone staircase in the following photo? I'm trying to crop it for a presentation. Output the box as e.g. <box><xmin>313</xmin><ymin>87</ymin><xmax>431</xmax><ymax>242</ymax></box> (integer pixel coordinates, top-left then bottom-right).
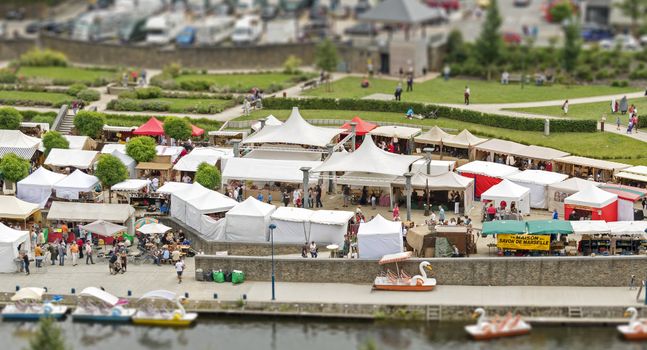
<box><xmin>57</xmin><ymin>112</ymin><xmax>75</xmax><ymax>135</ymax></box>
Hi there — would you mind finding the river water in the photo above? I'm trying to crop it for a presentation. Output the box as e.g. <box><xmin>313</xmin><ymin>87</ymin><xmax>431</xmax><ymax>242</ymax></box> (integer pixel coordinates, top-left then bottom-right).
<box><xmin>1</xmin><ymin>317</ymin><xmax>642</xmax><ymax>350</ymax></box>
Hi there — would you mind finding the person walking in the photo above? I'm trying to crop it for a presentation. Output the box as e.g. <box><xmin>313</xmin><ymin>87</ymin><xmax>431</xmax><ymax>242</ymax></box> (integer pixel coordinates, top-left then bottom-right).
<box><xmin>49</xmin><ymin>243</ymin><xmax>57</xmax><ymax>266</ymax></box>
<box><xmin>175</xmin><ymin>258</ymin><xmax>185</xmax><ymax>284</ymax></box>
<box><xmin>562</xmin><ymin>100</ymin><xmax>569</xmax><ymax>115</ymax></box>
<box><xmin>34</xmin><ymin>244</ymin><xmax>43</xmax><ymax>268</ymax></box>
<box><xmin>464</xmin><ymin>86</ymin><xmax>470</xmax><ymax>105</ymax></box>
<box><xmin>22</xmin><ymin>252</ymin><xmax>30</xmax><ymax>276</ymax></box>
<box><xmin>394</xmin><ymin>83</ymin><xmax>403</xmax><ymax>101</ymax></box>
<box><xmin>439</xmin><ymin>206</ymin><xmax>446</xmax><ymax>222</ymax></box>
<box><xmin>120</xmin><ymin>250</ymin><xmax>128</xmax><ymax>272</ymax></box>
<box><xmin>282</xmin><ymin>190</ymin><xmax>290</xmax><ymax>207</ymax></box>
<box><xmin>70</xmin><ymin>241</ymin><xmax>79</xmax><ymax>266</ymax></box>
<box><xmin>57</xmin><ymin>241</ymin><xmax>66</xmax><ymax>266</ymax></box>
<box><xmin>393</xmin><ymin>205</ymin><xmax>400</xmax><ymax>220</ymax></box>
<box><xmin>406</xmin><ymin>74</ymin><xmax>413</xmax><ymax>92</ymax></box>
<box><xmin>443</xmin><ymin>64</ymin><xmax>450</xmax><ymax>81</ymax></box>
<box><xmin>315</xmin><ymin>184</ymin><xmax>323</xmax><ymax>208</ymax></box>
<box><xmin>85</xmin><ymin>242</ymin><xmax>94</xmax><ymax>264</ymax></box>
<box><xmin>620</xmin><ymin>95</ymin><xmax>628</xmax><ymax>114</ymax></box>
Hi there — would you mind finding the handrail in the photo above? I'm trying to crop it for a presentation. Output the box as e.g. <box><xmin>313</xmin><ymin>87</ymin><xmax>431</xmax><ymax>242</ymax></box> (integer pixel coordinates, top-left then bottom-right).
<box><xmin>52</xmin><ymin>104</ymin><xmax>68</xmax><ymax>132</ymax></box>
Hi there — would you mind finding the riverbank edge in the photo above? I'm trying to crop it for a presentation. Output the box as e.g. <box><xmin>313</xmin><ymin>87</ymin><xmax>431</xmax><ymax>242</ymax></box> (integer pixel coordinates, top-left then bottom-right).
<box><xmin>0</xmin><ymin>292</ymin><xmax>639</xmax><ymax>324</ymax></box>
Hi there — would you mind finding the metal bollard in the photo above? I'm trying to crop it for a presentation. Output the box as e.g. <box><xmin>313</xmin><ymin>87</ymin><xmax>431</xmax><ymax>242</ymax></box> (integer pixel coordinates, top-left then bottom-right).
<box><xmin>185</xmin><ymin>292</ymin><xmax>189</xmax><ymax>298</ymax></box>
<box><xmin>127</xmin><ymin>290</ymin><xmax>132</xmax><ymax>296</ymax></box>
<box><xmin>213</xmin><ymin>293</ymin><xmax>218</xmax><ymax>299</ymax></box>
<box><xmin>242</xmin><ymin>294</ymin><xmax>247</xmax><ymax>300</ymax></box>
<box><xmin>15</xmin><ymin>285</ymin><xmax>19</xmax><ymax>291</ymax></box>
<box><xmin>71</xmin><ymin>288</ymin><xmax>75</xmax><ymax>294</ymax></box>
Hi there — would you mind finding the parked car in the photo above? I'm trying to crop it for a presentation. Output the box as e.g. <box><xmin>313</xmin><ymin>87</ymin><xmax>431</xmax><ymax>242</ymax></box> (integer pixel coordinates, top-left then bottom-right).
<box><xmin>5</xmin><ymin>9</ymin><xmax>25</xmax><ymax>20</ymax></box>
<box><xmin>426</xmin><ymin>0</ymin><xmax>460</xmax><ymax>11</ymax></box>
<box><xmin>502</xmin><ymin>32</ymin><xmax>522</xmax><ymax>44</ymax></box>
<box><xmin>600</xmin><ymin>34</ymin><xmax>640</xmax><ymax>51</ymax></box>
<box><xmin>261</xmin><ymin>5</ymin><xmax>279</xmax><ymax>21</ymax></box>
<box><xmin>25</xmin><ymin>21</ymin><xmax>41</xmax><ymax>34</ymax></box>
<box><xmin>354</xmin><ymin>0</ymin><xmax>371</xmax><ymax>17</ymax></box>
<box><xmin>513</xmin><ymin>0</ymin><xmax>531</xmax><ymax>7</ymax></box>
<box><xmin>581</xmin><ymin>24</ymin><xmax>613</xmax><ymax>42</ymax></box>
<box><xmin>175</xmin><ymin>26</ymin><xmax>196</xmax><ymax>46</ymax></box>
<box><xmin>344</xmin><ymin>22</ymin><xmax>377</xmax><ymax>36</ymax></box>
<box><xmin>300</xmin><ymin>18</ymin><xmax>329</xmax><ymax>40</ymax></box>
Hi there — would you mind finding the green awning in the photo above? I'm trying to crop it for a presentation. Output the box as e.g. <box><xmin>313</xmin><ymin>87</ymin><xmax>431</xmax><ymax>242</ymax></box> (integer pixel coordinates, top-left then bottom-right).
<box><xmin>526</xmin><ymin>220</ymin><xmax>573</xmax><ymax>235</ymax></box>
<box><xmin>482</xmin><ymin>220</ymin><xmax>526</xmax><ymax>235</ymax></box>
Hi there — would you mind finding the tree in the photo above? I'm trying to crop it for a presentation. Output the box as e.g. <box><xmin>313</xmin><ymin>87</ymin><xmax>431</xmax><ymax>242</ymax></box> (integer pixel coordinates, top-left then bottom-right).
<box><xmin>562</xmin><ymin>19</ymin><xmax>582</xmax><ymax>75</ymax></box>
<box><xmin>163</xmin><ymin>117</ymin><xmax>192</xmax><ymax>141</ymax></box>
<box><xmin>283</xmin><ymin>55</ymin><xmax>303</xmax><ymax>74</ymax></box>
<box><xmin>0</xmin><ymin>107</ymin><xmax>23</xmax><ymax>130</ymax></box>
<box><xmin>615</xmin><ymin>0</ymin><xmax>647</xmax><ymax>36</ymax></box>
<box><xmin>42</xmin><ymin>131</ymin><xmax>69</xmax><ymax>156</ymax></box>
<box><xmin>474</xmin><ymin>0</ymin><xmax>502</xmax><ymax>80</ymax></box>
<box><xmin>194</xmin><ymin>162</ymin><xmax>221</xmax><ymax>190</ymax></box>
<box><xmin>125</xmin><ymin>136</ymin><xmax>157</xmax><ymax>163</ymax></box>
<box><xmin>549</xmin><ymin>1</ymin><xmax>575</xmax><ymax>24</ymax></box>
<box><xmin>446</xmin><ymin>30</ymin><xmax>468</xmax><ymax>63</ymax></box>
<box><xmin>73</xmin><ymin>111</ymin><xmax>105</xmax><ymax>139</ymax></box>
<box><xmin>0</xmin><ymin>153</ymin><xmax>29</xmax><ymax>183</ymax></box>
<box><xmin>29</xmin><ymin>316</ymin><xmax>68</xmax><ymax>350</ymax></box>
<box><xmin>315</xmin><ymin>39</ymin><xmax>339</xmax><ymax>91</ymax></box>
<box><xmin>95</xmin><ymin>154</ymin><xmax>129</xmax><ymax>203</ymax></box>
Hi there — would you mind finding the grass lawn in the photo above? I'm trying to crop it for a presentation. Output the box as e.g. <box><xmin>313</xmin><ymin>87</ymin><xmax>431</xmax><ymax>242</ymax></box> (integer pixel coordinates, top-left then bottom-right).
<box><xmin>174</xmin><ymin>72</ymin><xmax>311</xmax><ymax>91</ymax></box>
<box><xmin>0</xmin><ymin>90</ymin><xmax>71</xmax><ymax>105</ymax></box>
<box><xmin>239</xmin><ymin>109</ymin><xmax>647</xmax><ymax>164</ymax></box>
<box><xmin>506</xmin><ymin>98</ymin><xmax>647</xmax><ymax>123</ymax></box>
<box><xmin>17</xmin><ymin>66</ymin><xmax>116</xmax><ymax>85</ymax></box>
<box><xmin>153</xmin><ymin>98</ymin><xmax>231</xmax><ymax>112</ymax></box>
<box><xmin>303</xmin><ymin>77</ymin><xmax>638</xmax><ymax>104</ymax></box>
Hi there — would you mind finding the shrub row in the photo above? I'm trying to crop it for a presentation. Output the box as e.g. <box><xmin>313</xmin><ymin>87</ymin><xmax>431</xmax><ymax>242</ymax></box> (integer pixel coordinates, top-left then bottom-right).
<box><xmin>262</xmin><ymin>98</ymin><xmax>597</xmax><ymax>133</ymax></box>
<box><xmin>0</xmin><ymin>98</ymin><xmax>71</xmax><ymax>108</ymax></box>
<box><xmin>100</xmin><ymin>112</ymin><xmax>222</xmax><ymax>132</ymax></box>
<box><xmin>150</xmin><ymin>73</ymin><xmax>310</xmax><ymax>94</ymax></box>
<box><xmin>107</xmin><ymin>98</ymin><xmax>237</xmax><ymax>114</ymax></box>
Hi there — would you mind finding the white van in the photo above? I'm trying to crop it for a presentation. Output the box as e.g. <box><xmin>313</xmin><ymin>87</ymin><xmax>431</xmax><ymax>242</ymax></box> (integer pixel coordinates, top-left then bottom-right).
<box><xmin>145</xmin><ymin>12</ymin><xmax>186</xmax><ymax>44</ymax></box>
<box><xmin>195</xmin><ymin>16</ymin><xmax>235</xmax><ymax>46</ymax></box>
<box><xmin>231</xmin><ymin>15</ymin><xmax>262</xmax><ymax>44</ymax></box>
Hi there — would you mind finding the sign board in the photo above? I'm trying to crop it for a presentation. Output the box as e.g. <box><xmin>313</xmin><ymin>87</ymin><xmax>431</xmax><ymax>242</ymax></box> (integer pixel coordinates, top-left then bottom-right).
<box><xmin>497</xmin><ymin>234</ymin><xmax>550</xmax><ymax>251</ymax></box>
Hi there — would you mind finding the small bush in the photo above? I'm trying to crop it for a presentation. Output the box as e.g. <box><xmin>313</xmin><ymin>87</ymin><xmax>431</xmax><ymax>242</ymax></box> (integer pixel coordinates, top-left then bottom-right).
<box><xmin>67</xmin><ymin>83</ymin><xmax>87</xmax><ymax>96</ymax></box>
<box><xmin>0</xmin><ymin>69</ymin><xmax>17</xmax><ymax>84</ymax></box>
<box><xmin>30</xmin><ymin>114</ymin><xmax>56</xmax><ymax>126</ymax></box>
<box><xmin>283</xmin><ymin>55</ymin><xmax>303</xmax><ymax>74</ymax></box>
<box><xmin>107</xmin><ymin>98</ymin><xmax>171</xmax><ymax>112</ymax></box>
<box><xmin>574</xmin><ymin>65</ymin><xmax>593</xmax><ymax>82</ymax></box>
<box><xmin>118</xmin><ymin>90</ymin><xmax>137</xmax><ymax>99</ymax></box>
<box><xmin>179</xmin><ymin>79</ymin><xmax>211</xmax><ymax>92</ymax></box>
<box><xmin>162</xmin><ymin>62</ymin><xmax>182</xmax><ymax>78</ymax></box>
<box><xmin>611</xmin><ymin>80</ymin><xmax>629</xmax><ymax>87</ymax></box>
<box><xmin>630</xmin><ymin>69</ymin><xmax>647</xmax><ymax>79</ymax></box>
<box><xmin>76</xmin><ymin>88</ymin><xmax>100</xmax><ymax>102</ymax></box>
<box><xmin>134</xmin><ymin>86</ymin><xmax>163</xmax><ymax>99</ymax></box>
<box><xmin>18</xmin><ymin>48</ymin><xmax>68</xmax><ymax>67</ymax></box>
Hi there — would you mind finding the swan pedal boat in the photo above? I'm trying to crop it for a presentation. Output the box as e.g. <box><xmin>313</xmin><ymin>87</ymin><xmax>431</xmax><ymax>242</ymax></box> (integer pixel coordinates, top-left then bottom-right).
<box><xmin>72</xmin><ymin>287</ymin><xmax>136</xmax><ymax>323</ymax></box>
<box><xmin>618</xmin><ymin>307</ymin><xmax>647</xmax><ymax>341</ymax></box>
<box><xmin>373</xmin><ymin>252</ymin><xmax>437</xmax><ymax>292</ymax></box>
<box><xmin>1</xmin><ymin>287</ymin><xmax>67</xmax><ymax>321</ymax></box>
<box><xmin>465</xmin><ymin>308</ymin><xmax>531</xmax><ymax>341</ymax></box>
<box><xmin>131</xmin><ymin>290</ymin><xmax>197</xmax><ymax>327</ymax></box>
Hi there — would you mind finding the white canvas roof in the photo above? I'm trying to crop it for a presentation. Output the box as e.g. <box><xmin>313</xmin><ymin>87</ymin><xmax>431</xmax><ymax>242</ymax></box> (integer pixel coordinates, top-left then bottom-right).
<box><xmin>608</xmin><ymin>221</ymin><xmax>647</xmax><ymax>235</ymax></box>
<box><xmin>45</xmin><ymin>149</ymin><xmax>98</xmax><ymax>169</ymax></box>
<box><xmin>555</xmin><ymin>156</ymin><xmax>630</xmax><ymax>171</ymax></box>
<box><xmin>393</xmin><ymin>171</ymin><xmax>474</xmax><ymax>189</ymax></box>
<box><xmin>227</xmin><ymin>196</ymin><xmax>276</xmax><ymax>217</ymax></box>
<box><xmin>48</xmin><ymin>202</ymin><xmax>135</xmax><ymax>223</ymax></box>
<box><xmin>0</xmin><ymin>223</ymin><xmax>28</xmax><ymax>273</ymax></box>
<box><xmin>173</xmin><ymin>147</ymin><xmax>228</xmax><ymax>172</ymax></box>
<box><xmin>0</xmin><ymin>195</ymin><xmax>39</xmax><ymax>220</ymax></box>
<box><xmin>81</xmin><ymin>220</ymin><xmax>127</xmax><ymax>237</ymax></box>
<box><xmin>0</xmin><ymin>130</ymin><xmax>41</xmax><ymax>160</ymax></box>
<box><xmin>103</xmin><ymin>125</ymin><xmax>137</xmax><ymax>132</ymax></box>
<box><xmin>548</xmin><ymin>177</ymin><xmax>601</xmax><ymax>193</ymax></box>
<box><xmin>512</xmin><ymin>145</ymin><xmax>570</xmax><ymax>161</ymax></box>
<box><xmin>17</xmin><ymin>167</ymin><xmax>67</xmax><ymax>207</ymax></box>
<box><xmin>337</xmin><ymin>172</ymin><xmax>398</xmax><ymax>187</ymax></box>
<box><xmin>481</xmin><ymin>179</ymin><xmax>530</xmax><ymax>200</ymax></box>
<box><xmin>442</xmin><ymin>129</ymin><xmax>487</xmax><ymax>148</ymax></box>
<box><xmin>251</xmin><ymin>115</ymin><xmax>283</xmax><ymax>131</ymax></box>
<box><xmin>64</xmin><ymin>135</ymin><xmax>91</xmax><ymax>150</ymax></box>
<box><xmin>0</xmin><ymin>223</ymin><xmax>27</xmax><ymax>244</ymax></box>
<box><xmin>357</xmin><ymin>214</ymin><xmax>403</xmax><ymax>259</ymax></box>
<box><xmin>616</xmin><ymin>166</ymin><xmax>647</xmax><ymax>183</ymax></box>
<box><xmin>110</xmin><ymin>149</ymin><xmax>136</xmax><ymax>178</ymax></box>
<box><xmin>111</xmin><ymin>179</ymin><xmax>150</xmax><ymax>192</ymax></box>
<box><xmin>564</xmin><ymin>184</ymin><xmax>618</xmax><ymax>207</ymax></box>
<box><xmin>506</xmin><ymin>170</ymin><xmax>569</xmax><ymax>186</ymax></box>
<box><xmin>241</xmin><ymin>107</ymin><xmax>342</xmax><ymax>147</ymax></box>
<box><xmin>225</xmin><ymin>197</ymin><xmax>276</xmax><ymax>242</ymax></box>
<box><xmin>570</xmin><ymin>220</ymin><xmax>610</xmax><ymax>235</ymax></box>
<box><xmin>410</xmin><ymin>159</ymin><xmax>455</xmax><ymax>176</ymax></box>
<box><xmin>414</xmin><ymin>126</ymin><xmax>451</xmax><ymax>144</ymax></box>
<box><xmin>101</xmin><ymin>143</ymin><xmax>126</xmax><ymax>154</ymax></box>
<box><xmin>173</xmin><ymin>182</ymin><xmax>210</xmax><ymax>201</ymax></box>
<box><xmin>313</xmin><ymin>135</ymin><xmax>422</xmax><ymax>177</ymax></box>
<box><xmin>79</xmin><ymin>287</ymin><xmax>120</xmax><ymax>306</ymax></box>
<box><xmin>243</xmin><ymin>149</ymin><xmax>323</xmax><ymax>161</ymax></box>
<box><xmin>369</xmin><ymin>125</ymin><xmax>421</xmax><ymax>139</ymax></box>
<box><xmin>457</xmin><ymin>161</ymin><xmax>520</xmax><ymax>178</ymax></box>
<box><xmin>475</xmin><ymin>139</ymin><xmax>526</xmax><ymax>155</ymax></box>
<box><xmin>271</xmin><ymin>206</ymin><xmax>314</xmax><ymax>222</ymax></box>
<box><xmin>309</xmin><ymin>210</ymin><xmax>354</xmax><ymax>225</ymax></box>
<box><xmin>358</xmin><ymin>214</ymin><xmax>402</xmax><ymax>235</ymax></box>
<box><xmin>155</xmin><ymin>146</ymin><xmax>185</xmax><ymax>162</ymax></box>
<box><xmin>222</xmin><ymin>157</ymin><xmax>321</xmax><ymax>183</ymax></box>
<box><xmin>156</xmin><ymin>181</ymin><xmax>192</xmax><ymax>194</ymax></box>
<box><xmin>188</xmin><ymin>190</ymin><xmax>238</xmax><ymax>213</ymax></box>
<box><xmin>53</xmin><ymin>169</ymin><xmax>99</xmax><ymax>199</ymax></box>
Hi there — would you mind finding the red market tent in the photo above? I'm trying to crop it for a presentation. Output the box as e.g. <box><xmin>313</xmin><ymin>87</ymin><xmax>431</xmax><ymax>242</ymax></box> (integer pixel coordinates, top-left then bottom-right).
<box><xmin>191</xmin><ymin>124</ymin><xmax>204</xmax><ymax>137</ymax></box>
<box><xmin>133</xmin><ymin>117</ymin><xmax>165</xmax><ymax>136</ymax></box>
<box><xmin>564</xmin><ymin>185</ymin><xmax>618</xmax><ymax>222</ymax></box>
<box><xmin>598</xmin><ymin>183</ymin><xmax>647</xmax><ymax>221</ymax></box>
<box><xmin>340</xmin><ymin>116</ymin><xmax>377</xmax><ymax>136</ymax></box>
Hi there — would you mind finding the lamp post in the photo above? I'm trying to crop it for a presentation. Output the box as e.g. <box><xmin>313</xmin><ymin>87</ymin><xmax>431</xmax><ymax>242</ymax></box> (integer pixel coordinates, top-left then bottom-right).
<box><xmin>300</xmin><ymin>167</ymin><xmax>311</xmax><ymax>209</ymax></box>
<box><xmin>350</xmin><ymin>122</ymin><xmax>357</xmax><ymax>151</ymax></box>
<box><xmin>269</xmin><ymin>223</ymin><xmax>276</xmax><ymax>301</ymax></box>
<box><xmin>326</xmin><ymin>143</ymin><xmax>334</xmax><ymax>194</ymax></box>
<box><xmin>423</xmin><ymin>147</ymin><xmax>433</xmax><ymax>175</ymax></box>
<box><xmin>404</xmin><ymin>172</ymin><xmax>413</xmax><ymax>222</ymax></box>
<box><xmin>231</xmin><ymin>139</ymin><xmax>240</xmax><ymax>158</ymax></box>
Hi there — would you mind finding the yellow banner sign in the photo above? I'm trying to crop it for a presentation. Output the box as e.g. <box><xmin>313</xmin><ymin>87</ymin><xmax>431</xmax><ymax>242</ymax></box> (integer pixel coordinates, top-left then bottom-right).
<box><xmin>497</xmin><ymin>234</ymin><xmax>550</xmax><ymax>251</ymax></box>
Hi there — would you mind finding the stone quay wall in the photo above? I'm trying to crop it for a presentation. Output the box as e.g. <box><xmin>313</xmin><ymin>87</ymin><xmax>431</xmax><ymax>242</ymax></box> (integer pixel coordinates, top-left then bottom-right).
<box><xmin>0</xmin><ymin>39</ymin><xmax>36</xmax><ymax>61</ymax></box>
<box><xmin>195</xmin><ymin>254</ymin><xmax>647</xmax><ymax>287</ymax></box>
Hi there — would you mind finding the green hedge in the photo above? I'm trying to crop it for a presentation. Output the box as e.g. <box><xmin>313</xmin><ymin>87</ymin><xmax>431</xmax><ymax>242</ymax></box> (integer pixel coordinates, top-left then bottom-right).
<box><xmin>0</xmin><ymin>97</ymin><xmax>71</xmax><ymax>108</ymax></box>
<box><xmin>262</xmin><ymin>98</ymin><xmax>597</xmax><ymax>133</ymax></box>
<box><xmin>107</xmin><ymin>98</ymin><xmax>237</xmax><ymax>114</ymax></box>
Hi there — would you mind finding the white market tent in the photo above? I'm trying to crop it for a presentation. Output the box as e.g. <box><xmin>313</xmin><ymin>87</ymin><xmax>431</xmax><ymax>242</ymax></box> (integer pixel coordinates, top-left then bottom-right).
<box><xmin>156</xmin><ymin>181</ymin><xmax>192</xmax><ymax>195</ymax></box>
<box><xmin>63</xmin><ymin>135</ymin><xmax>93</xmax><ymax>150</ymax></box>
<box><xmin>547</xmin><ymin>177</ymin><xmax>601</xmax><ymax>215</ymax></box>
<box><xmin>309</xmin><ymin>210</ymin><xmax>354</xmax><ymax>245</ymax></box>
<box><xmin>410</xmin><ymin>159</ymin><xmax>455</xmax><ymax>176</ymax></box>
<box><xmin>570</xmin><ymin>220</ymin><xmax>611</xmax><ymax>235</ymax></box>
<box><xmin>111</xmin><ymin>179</ymin><xmax>150</xmax><ymax>192</ymax></box>
<box><xmin>45</xmin><ymin>149</ymin><xmax>98</xmax><ymax>170</ymax></box>
<box><xmin>155</xmin><ymin>146</ymin><xmax>185</xmax><ymax>163</ymax></box>
<box><xmin>357</xmin><ymin>214</ymin><xmax>403</xmax><ymax>259</ymax></box>
<box><xmin>608</xmin><ymin>221</ymin><xmax>647</xmax><ymax>235</ymax></box>
<box><xmin>337</xmin><ymin>172</ymin><xmax>398</xmax><ymax>187</ymax></box>
<box><xmin>199</xmin><ymin>216</ymin><xmax>226</xmax><ymax>241</ymax></box>
<box><xmin>474</xmin><ymin>139</ymin><xmax>526</xmax><ymax>157</ymax></box>
<box><xmin>47</xmin><ymin>202</ymin><xmax>135</xmax><ymax>234</ymax></box>
<box><xmin>413</xmin><ymin>126</ymin><xmax>451</xmax><ymax>145</ymax></box>
<box><xmin>616</xmin><ymin>166</ymin><xmax>647</xmax><ymax>184</ymax></box>
<box><xmin>0</xmin><ymin>130</ymin><xmax>41</xmax><ymax>160</ymax></box>
<box><xmin>137</xmin><ymin>223</ymin><xmax>172</xmax><ymax>235</ymax></box>
<box><xmin>0</xmin><ymin>195</ymin><xmax>40</xmax><ymax>221</ymax></box>
<box><xmin>185</xmin><ymin>190</ymin><xmax>238</xmax><ymax>232</ymax></box>
<box><xmin>53</xmin><ymin>169</ymin><xmax>99</xmax><ymax>200</ymax></box>
<box><xmin>100</xmin><ymin>143</ymin><xmax>126</xmax><ymax>154</ymax></box>
<box><xmin>222</xmin><ymin>157</ymin><xmax>321</xmax><ymax>184</ymax></box>
<box><xmin>241</xmin><ymin>107</ymin><xmax>342</xmax><ymax>147</ymax></box>
<box><xmin>369</xmin><ymin>125</ymin><xmax>422</xmax><ymax>139</ymax></box>
<box><xmin>0</xmin><ymin>223</ymin><xmax>29</xmax><ymax>273</ymax></box>
<box><xmin>555</xmin><ymin>156</ymin><xmax>631</xmax><ymax>172</ymax></box>
<box><xmin>392</xmin><ymin>171</ymin><xmax>475</xmax><ymax>215</ymax></box>
<box><xmin>441</xmin><ymin>129</ymin><xmax>487</xmax><ymax>149</ymax></box>
<box><xmin>110</xmin><ymin>150</ymin><xmax>136</xmax><ymax>178</ymax></box>
<box><xmin>506</xmin><ymin>170</ymin><xmax>569</xmax><ymax>209</ymax></box>
<box><xmin>251</xmin><ymin>115</ymin><xmax>283</xmax><ymax>131</ymax></box>
<box><xmin>173</xmin><ymin>147</ymin><xmax>230</xmax><ymax>173</ymax></box>
<box><xmin>481</xmin><ymin>179</ymin><xmax>531</xmax><ymax>215</ymax></box>
<box><xmin>225</xmin><ymin>197</ymin><xmax>276</xmax><ymax>242</ymax></box>
<box><xmin>170</xmin><ymin>182</ymin><xmax>210</xmax><ymax>222</ymax></box>
<box><xmin>512</xmin><ymin>145</ymin><xmax>570</xmax><ymax>161</ymax></box>
<box><xmin>457</xmin><ymin>161</ymin><xmax>520</xmax><ymax>178</ymax></box>
<box><xmin>17</xmin><ymin>167</ymin><xmax>66</xmax><ymax>208</ymax></box>
<box><xmin>80</xmin><ymin>220</ymin><xmax>127</xmax><ymax>237</ymax></box>
<box><xmin>270</xmin><ymin>207</ymin><xmax>314</xmax><ymax>243</ymax></box>
<box><xmin>313</xmin><ymin>135</ymin><xmax>422</xmax><ymax>177</ymax></box>
<box><xmin>243</xmin><ymin>148</ymin><xmax>323</xmax><ymax>161</ymax></box>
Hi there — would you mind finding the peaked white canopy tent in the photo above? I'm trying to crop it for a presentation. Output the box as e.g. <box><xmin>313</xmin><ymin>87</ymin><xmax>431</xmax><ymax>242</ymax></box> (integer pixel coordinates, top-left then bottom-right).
<box><xmin>457</xmin><ymin>160</ymin><xmax>520</xmax><ymax>197</ymax></box>
<box><xmin>225</xmin><ymin>197</ymin><xmax>276</xmax><ymax>242</ymax></box>
<box><xmin>392</xmin><ymin>171</ymin><xmax>475</xmax><ymax>215</ymax></box>
<box><xmin>0</xmin><ymin>130</ymin><xmax>41</xmax><ymax>160</ymax></box>
<box><xmin>564</xmin><ymin>185</ymin><xmax>618</xmax><ymax>222</ymax></box>
<box><xmin>241</xmin><ymin>107</ymin><xmax>342</xmax><ymax>148</ymax></box>
<box><xmin>53</xmin><ymin>169</ymin><xmax>99</xmax><ymax>200</ymax></box>
<box><xmin>251</xmin><ymin>115</ymin><xmax>283</xmax><ymax>131</ymax></box>
<box><xmin>0</xmin><ymin>195</ymin><xmax>40</xmax><ymax>222</ymax></box>
<box><xmin>357</xmin><ymin>214</ymin><xmax>403</xmax><ymax>259</ymax></box>
<box><xmin>506</xmin><ymin>170</ymin><xmax>569</xmax><ymax>209</ymax></box>
<box><xmin>17</xmin><ymin>167</ymin><xmax>66</xmax><ymax>207</ymax></box>
<box><xmin>170</xmin><ymin>182</ymin><xmax>210</xmax><ymax>222</ymax></box>
<box><xmin>155</xmin><ymin>146</ymin><xmax>185</xmax><ymax>163</ymax></box>
<box><xmin>156</xmin><ymin>181</ymin><xmax>192</xmax><ymax>195</ymax></box>
<box><xmin>547</xmin><ymin>177</ymin><xmax>601</xmax><ymax>216</ymax></box>
<box><xmin>185</xmin><ymin>190</ymin><xmax>238</xmax><ymax>232</ymax></box>
<box><xmin>110</xmin><ymin>179</ymin><xmax>150</xmax><ymax>192</ymax></box>
<box><xmin>413</xmin><ymin>126</ymin><xmax>451</xmax><ymax>146</ymax></box>
<box><xmin>0</xmin><ymin>223</ymin><xmax>29</xmax><ymax>273</ymax></box>
<box><xmin>270</xmin><ymin>207</ymin><xmax>314</xmax><ymax>243</ymax></box>
<box><xmin>64</xmin><ymin>135</ymin><xmax>94</xmax><ymax>150</ymax></box>
<box><xmin>110</xmin><ymin>150</ymin><xmax>136</xmax><ymax>178</ymax></box>
<box><xmin>222</xmin><ymin>157</ymin><xmax>321</xmax><ymax>184</ymax></box>
<box><xmin>481</xmin><ymin>179</ymin><xmax>531</xmax><ymax>215</ymax></box>
<box><xmin>47</xmin><ymin>202</ymin><xmax>136</xmax><ymax>234</ymax></box>
<box><xmin>308</xmin><ymin>210</ymin><xmax>354</xmax><ymax>245</ymax></box>
<box><xmin>45</xmin><ymin>149</ymin><xmax>98</xmax><ymax>170</ymax></box>
<box><xmin>173</xmin><ymin>147</ymin><xmax>231</xmax><ymax>173</ymax></box>
<box><xmin>442</xmin><ymin>129</ymin><xmax>487</xmax><ymax>149</ymax></box>
<box><xmin>80</xmin><ymin>220</ymin><xmax>127</xmax><ymax>237</ymax></box>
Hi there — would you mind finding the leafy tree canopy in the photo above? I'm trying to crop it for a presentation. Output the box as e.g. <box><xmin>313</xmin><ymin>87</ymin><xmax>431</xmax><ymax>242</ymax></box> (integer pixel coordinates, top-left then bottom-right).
<box><xmin>125</xmin><ymin>136</ymin><xmax>157</xmax><ymax>163</ymax></box>
<box><xmin>73</xmin><ymin>111</ymin><xmax>105</xmax><ymax>139</ymax></box>
<box><xmin>163</xmin><ymin>117</ymin><xmax>192</xmax><ymax>141</ymax></box>
<box><xmin>0</xmin><ymin>153</ymin><xmax>29</xmax><ymax>183</ymax></box>
<box><xmin>0</xmin><ymin>107</ymin><xmax>23</xmax><ymax>130</ymax></box>
<box><xmin>42</xmin><ymin>131</ymin><xmax>69</xmax><ymax>156</ymax></box>
<box><xmin>95</xmin><ymin>154</ymin><xmax>129</xmax><ymax>188</ymax></box>
<box><xmin>194</xmin><ymin>162</ymin><xmax>221</xmax><ymax>190</ymax></box>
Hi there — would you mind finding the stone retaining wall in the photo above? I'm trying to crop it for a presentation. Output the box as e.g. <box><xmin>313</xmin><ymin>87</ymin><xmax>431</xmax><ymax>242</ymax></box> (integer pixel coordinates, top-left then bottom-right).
<box><xmin>0</xmin><ymin>39</ymin><xmax>36</xmax><ymax>61</ymax></box>
<box><xmin>195</xmin><ymin>254</ymin><xmax>647</xmax><ymax>287</ymax></box>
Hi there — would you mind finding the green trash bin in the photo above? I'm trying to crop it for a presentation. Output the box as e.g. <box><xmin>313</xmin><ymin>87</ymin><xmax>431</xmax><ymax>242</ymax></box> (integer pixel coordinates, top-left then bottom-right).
<box><xmin>213</xmin><ymin>270</ymin><xmax>225</xmax><ymax>283</ymax></box>
<box><xmin>231</xmin><ymin>270</ymin><xmax>245</xmax><ymax>284</ymax></box>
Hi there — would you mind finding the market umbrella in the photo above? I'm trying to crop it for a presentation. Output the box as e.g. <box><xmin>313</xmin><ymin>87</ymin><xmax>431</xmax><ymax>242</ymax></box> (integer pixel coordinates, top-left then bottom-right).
<box><xmin>80</xmin><ymin>220</ymin><xmax>127</xmax><ymax>237</ymax></box>
<box><xmin>137</xmin><ymin>223</ymin><xmax>172</xmax><ymax>235</ymax></box>
<box><xmin>191</xmin><ymin>124</ymin><xmax>204</xmax><ymax>137</ymax></box>
<box><xmin>135</xmin><ymin>217</ymin><xmax>159</xmax><ymax>229</ymax></box>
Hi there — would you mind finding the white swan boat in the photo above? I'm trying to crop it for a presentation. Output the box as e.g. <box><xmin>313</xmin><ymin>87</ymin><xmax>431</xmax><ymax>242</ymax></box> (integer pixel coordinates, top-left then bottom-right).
<box><xmin>618</xmin><ymin>307</ymin><xmax>647</xmax><ymax>340</ymax></box>
<box><xmin>465</xmin><ymin>308</ymin><xmax>531</xmax><ymax>340</ymax></box>
<box><xmin>1</xmin><ymin>287</ymin><xmax>67</xmax><ymax>321</ymax></box>
<box><xmin>132</xmin><ymin>290</ymin><xmax>198</xmax><ymax>327</ymax></box>
<box><xmin>72</xmin><ymin>287</ymin><xmax>136</xmax><ymax>323</ymax></box>
<box><xmin>373</xmin><ymin>252</ymin><xmax>437</xmax><ymax>291</ymax></box>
